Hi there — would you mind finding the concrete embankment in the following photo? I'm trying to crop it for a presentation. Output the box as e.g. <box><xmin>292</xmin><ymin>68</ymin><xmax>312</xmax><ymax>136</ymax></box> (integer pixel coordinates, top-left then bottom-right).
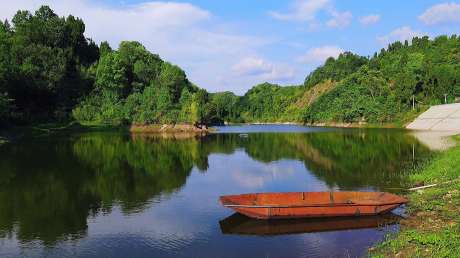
<box><xmin>407</xmin><ymin>103</ymin><xmax>460</xmax><ymax>131</ymax></box>
<box><xmin>406</xmin><ymin>103</ymin><xmax>460</xmax><ymax>150</ymax></box>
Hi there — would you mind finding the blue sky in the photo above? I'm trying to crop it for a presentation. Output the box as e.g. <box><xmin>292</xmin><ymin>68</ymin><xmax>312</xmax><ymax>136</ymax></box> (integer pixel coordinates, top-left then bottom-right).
<box><xmin>1</xmin><ymin>1</ymin><xmax>460</xmax><ymax>94</ymax></box>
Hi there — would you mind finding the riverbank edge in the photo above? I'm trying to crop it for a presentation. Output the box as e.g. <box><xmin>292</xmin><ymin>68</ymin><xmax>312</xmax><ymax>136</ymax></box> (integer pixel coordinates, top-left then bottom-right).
<box><xmin>225</xmin><ymin>121</ymin><xmax>404</xmax><ymax>129</ymax></box>
<box><xmin>369</xmin><ymin>135</ymin><xmax>460</xmax><ymax>257</ymax></box>
<box><xmin>0</xmin><ymin>122</ymin><xmax>214</xmax><ymax>145</ymax></box>
<box><xmin>235</xmin><ymin>107</ymin><xmax>423</xmax><ymax>128</ymax></box>
<box><xmin>129</xmin><ymin>124</ymin><xmax>213</xmax><ymax>134</ymax></box>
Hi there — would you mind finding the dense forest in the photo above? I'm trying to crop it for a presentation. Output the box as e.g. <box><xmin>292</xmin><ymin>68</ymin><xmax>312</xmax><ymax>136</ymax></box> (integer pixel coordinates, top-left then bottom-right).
<box><xmin>1</xmin><ymin>6</ymin><xmax>460</xmax><ymax>128</ymax></box>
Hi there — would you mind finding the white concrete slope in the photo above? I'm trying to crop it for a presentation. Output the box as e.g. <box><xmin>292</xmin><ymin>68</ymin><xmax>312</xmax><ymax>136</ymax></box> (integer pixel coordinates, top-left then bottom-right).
<box><xmin>407</xmin><ymin>103</ymin><xmax>460</xmax><ymax>131</ymax></box>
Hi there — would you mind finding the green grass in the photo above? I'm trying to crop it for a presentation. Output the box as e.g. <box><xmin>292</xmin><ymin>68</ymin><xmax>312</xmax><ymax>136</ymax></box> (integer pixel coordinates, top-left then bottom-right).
<box><xmin>370</xmin><ymin>135</ymin><xmax>460</xmax><ymax>258</ymax></box>
<box><xmin>410</xmin><ymin>137</ymin><xmax>460</xmax><ymax>184</ymax></box>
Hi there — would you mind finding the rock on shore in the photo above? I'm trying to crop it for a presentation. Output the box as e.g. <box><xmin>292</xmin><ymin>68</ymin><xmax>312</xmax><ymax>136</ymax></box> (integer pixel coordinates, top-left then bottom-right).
<box><xmin>129</xmin><ymin>124</ymin><xmax>212</xmax><ymax>134</ymax></box>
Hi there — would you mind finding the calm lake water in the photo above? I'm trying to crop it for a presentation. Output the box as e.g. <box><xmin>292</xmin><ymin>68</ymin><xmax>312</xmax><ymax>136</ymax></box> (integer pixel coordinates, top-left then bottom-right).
<box><xmin>0</xmin><ymin>125</ymin><xmax>432</xmax><ymax>258</ymax></box>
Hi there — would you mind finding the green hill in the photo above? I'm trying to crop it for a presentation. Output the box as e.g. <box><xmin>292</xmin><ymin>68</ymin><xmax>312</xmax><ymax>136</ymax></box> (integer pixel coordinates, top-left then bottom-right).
<box><xmin>241</xmin><ymin>35</ymin><xmax>460</xmax><ymax>126</ymax></box>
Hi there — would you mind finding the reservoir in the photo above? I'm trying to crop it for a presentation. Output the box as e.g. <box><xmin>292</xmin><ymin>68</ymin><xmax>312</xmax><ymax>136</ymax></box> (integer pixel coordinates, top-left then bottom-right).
<box><xmin>0</xmin><ymin>125</ymin><xmax>431</xmax><ymax>258</ymax></box>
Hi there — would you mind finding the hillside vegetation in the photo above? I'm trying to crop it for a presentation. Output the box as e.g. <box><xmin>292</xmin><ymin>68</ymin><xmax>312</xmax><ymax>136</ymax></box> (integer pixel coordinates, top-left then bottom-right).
<box><xmin>240</xmin><ymin>39</ymin><xmax>460</xmax><ymax>125</ymax></box>
<box><xmin>1</xmin><ymin>6</ymin><xmax>460</xmax><ymax>128</ymax></box>
<box><xmin>304</xmin><ymin>37</ymin><xmax>460</xmax><ymax>124</ymax></box>
<box><xmin>239</xmin><ymin>83</ymin><xmax>305</xmax><ymax>122</ymax></box>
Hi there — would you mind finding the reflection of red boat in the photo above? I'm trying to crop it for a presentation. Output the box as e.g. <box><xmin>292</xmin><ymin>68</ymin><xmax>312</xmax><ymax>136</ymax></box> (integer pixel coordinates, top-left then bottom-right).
<box><xmin>219</xmin><ymin>213</ymin><xmax>401</xmax><ymax>236</ymax></box>
<box><xmin>219</xmin><ymin>192</ymin><xmax>407</xmax><ymax>220</ymax></box>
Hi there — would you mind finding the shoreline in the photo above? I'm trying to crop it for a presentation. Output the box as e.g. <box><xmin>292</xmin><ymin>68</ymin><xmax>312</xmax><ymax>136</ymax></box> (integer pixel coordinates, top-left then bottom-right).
<box><xmin>370</xmin><ymin>134</ymin><xmax>460</xmax><ymax>257</ymax></box>
<box><xmin>0</xmin><ymin>121</ymin><xmax>431</xmax><ymax>147</ymax></box>
<box><xmin>224</xmin><ymin>121</ymin><xmax>404</xmax><ymax>129</ymax></box>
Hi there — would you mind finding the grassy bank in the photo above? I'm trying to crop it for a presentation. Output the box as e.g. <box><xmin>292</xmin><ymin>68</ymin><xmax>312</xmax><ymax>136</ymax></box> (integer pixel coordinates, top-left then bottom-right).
<box><xmin>370</xmin><ymin>135</ymin><xmax>460</xmax><ymax>257</ymax></box>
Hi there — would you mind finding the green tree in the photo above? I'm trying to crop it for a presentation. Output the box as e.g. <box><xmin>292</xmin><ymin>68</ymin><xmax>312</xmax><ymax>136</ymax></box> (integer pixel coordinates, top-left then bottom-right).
<box><xmin>159</xmin><ymin>62</ymin><xmax>188</xmax><ymax>102</ymax></box>
<box><xmin>95</xmin><ymin>52</ymin><xmax>127</xmax><ymax>93</ymax></box>
<box><xmin>304</xmin><ymin>52</ymin><xmax>368</xmax><ymax>88</ymax></box>
<box><xmin>191</xmin><ymin>89</ymin><xmax>209</xmax><ymax>126</ymax></box>
<box><xmin>99</xmin><ymin>41</ymin><xmax>112</xmax><ymax>58</ymax></box>
<box><xmin>211</xmin><ymin>91</ymin><xmax>239</xmax><ymax>122</ymax></box>
<box><xmin>179</xmin><ymin>88</ymin><xmax>193</xmax><ymax>122</ymax></box>
<box><xmin>2</xmin><ymin>6</ymin><xmax>99</xmax><ymax>122</ymax></box>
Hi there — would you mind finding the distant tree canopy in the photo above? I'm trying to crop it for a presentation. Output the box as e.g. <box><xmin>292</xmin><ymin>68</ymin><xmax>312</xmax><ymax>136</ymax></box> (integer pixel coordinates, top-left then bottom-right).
<box><xmin>1</xmin><ymin>6</ymin><xmax>460</xmax><ymax>127</ymax></box>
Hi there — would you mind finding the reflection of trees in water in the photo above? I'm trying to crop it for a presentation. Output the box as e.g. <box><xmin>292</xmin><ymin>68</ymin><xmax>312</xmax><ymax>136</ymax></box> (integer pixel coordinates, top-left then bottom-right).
<box><xmin>73</xmin><ymin>133</ymin><xmax>207</xmax><ymax>212</ymax></box>
<box><xmin>0</xmin><ymin>133</ymin><xmax>209</xmax><ymax>245</ymax></box>
<box><xmin>0</xmin><ymin>130</ymin><xmax>431</xmax><ymax>245</ymax></box>
<box><xmin>296</xmin><ymin>131</ymin><xmax>431</xmax><ymax>189</ymax></box>
<box><xmin>229</xmin><ymin>131</ymin><xmax>431</xmax><ymax>190</ymax></box>
<box><xmin>0</xmin><ymin>139</ymin><xmax>96</xmax><ymax>245</ymax></box>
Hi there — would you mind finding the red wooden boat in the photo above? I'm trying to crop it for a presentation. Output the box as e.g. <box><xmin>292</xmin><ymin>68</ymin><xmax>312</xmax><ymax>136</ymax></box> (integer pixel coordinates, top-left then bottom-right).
<box><xmin>219</xmin><ymin>192</ymin><xmax>407</xmax><ymax>220</ymax></box>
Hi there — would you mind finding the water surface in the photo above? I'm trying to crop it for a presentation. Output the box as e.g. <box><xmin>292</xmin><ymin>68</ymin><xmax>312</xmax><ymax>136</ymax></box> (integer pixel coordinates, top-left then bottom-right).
<box><xmin>0</xmin><ymin>125</ymin><xmax>431</xmax><ymax>258</ymax></box>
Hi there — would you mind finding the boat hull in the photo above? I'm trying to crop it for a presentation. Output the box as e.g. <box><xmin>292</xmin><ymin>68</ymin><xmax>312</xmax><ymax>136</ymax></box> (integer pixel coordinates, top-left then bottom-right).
<box><xmin>220</xmin><ymin>192</ymin><xmax>407</xmax><ymax>220</ymax></box>
<box><xmin>231</xmin><ymin>203</ymin><xmax>400</xmax><ymax>219</ymax></box>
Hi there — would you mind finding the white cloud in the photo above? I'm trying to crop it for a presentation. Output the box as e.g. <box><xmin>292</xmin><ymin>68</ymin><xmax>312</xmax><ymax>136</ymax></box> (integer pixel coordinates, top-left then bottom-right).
<box><xmin>419</xmin><ymin>2</ymin><xmax>460</xmax><ymax>25</ymax></box>
<box><xmin>263</xmin><ymin>65</ymin><xmax>296</xmax><ymax>82</ymax></box>
<box><xmin>359</xmin><ymin>14</ymin><xmax>380</xmax><ymax>26</ymax></box>
<box><xmin>269</xmin><ymin>0</ymin><xmax>330</xmax><ymax>22</ymax></box>
<box><xmin>0</xmin><ymin>1</ymin><xmax>210</xmax><ymax>28</ymax></box>
<box><xmin>269</xmin><ymin>0</ymin><xmax>352</xmax><ymax>29</ymax></box>
<box><xmin>326</xmin><ymin>11</ymin><xmax>352</xmax><ymax>28</ymax></box>
<box><xmin>232</xmin><ymin>57</ymin><xmax>273</xmax><ymax>76</ymax></box>
<box><xmin>232</xmin><ymin>57</ymin><xmax>296</xmax><ymax>82</ymax></box>
<box><xmin>377</xmin><ymin>26</ymin><xmax>426</xmax><ymax>45</ymax></box>
<box><xmin>297</xmin><ymin>46</ymin><xmax>344</xmax><ymax>64</ymax></box>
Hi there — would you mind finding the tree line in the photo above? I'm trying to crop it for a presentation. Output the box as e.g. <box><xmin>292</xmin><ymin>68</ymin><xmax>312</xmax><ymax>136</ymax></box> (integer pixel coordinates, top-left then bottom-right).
<box><xmin>1</xmin><ymin>6</ymin><xmax>460</xmax><ymax>127</ymax></box>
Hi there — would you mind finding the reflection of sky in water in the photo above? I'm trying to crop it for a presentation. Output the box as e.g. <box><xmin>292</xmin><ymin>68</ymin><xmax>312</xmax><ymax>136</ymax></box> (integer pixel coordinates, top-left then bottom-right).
<box><xmin>205</xmin><ymin>151</ymin><xmax>332</xmax><ymax>192</ymax></box>
<box><xmin>0</xmin><ymin>127</ymin><xmax>427</xmax><ymax>258</ymax></box>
